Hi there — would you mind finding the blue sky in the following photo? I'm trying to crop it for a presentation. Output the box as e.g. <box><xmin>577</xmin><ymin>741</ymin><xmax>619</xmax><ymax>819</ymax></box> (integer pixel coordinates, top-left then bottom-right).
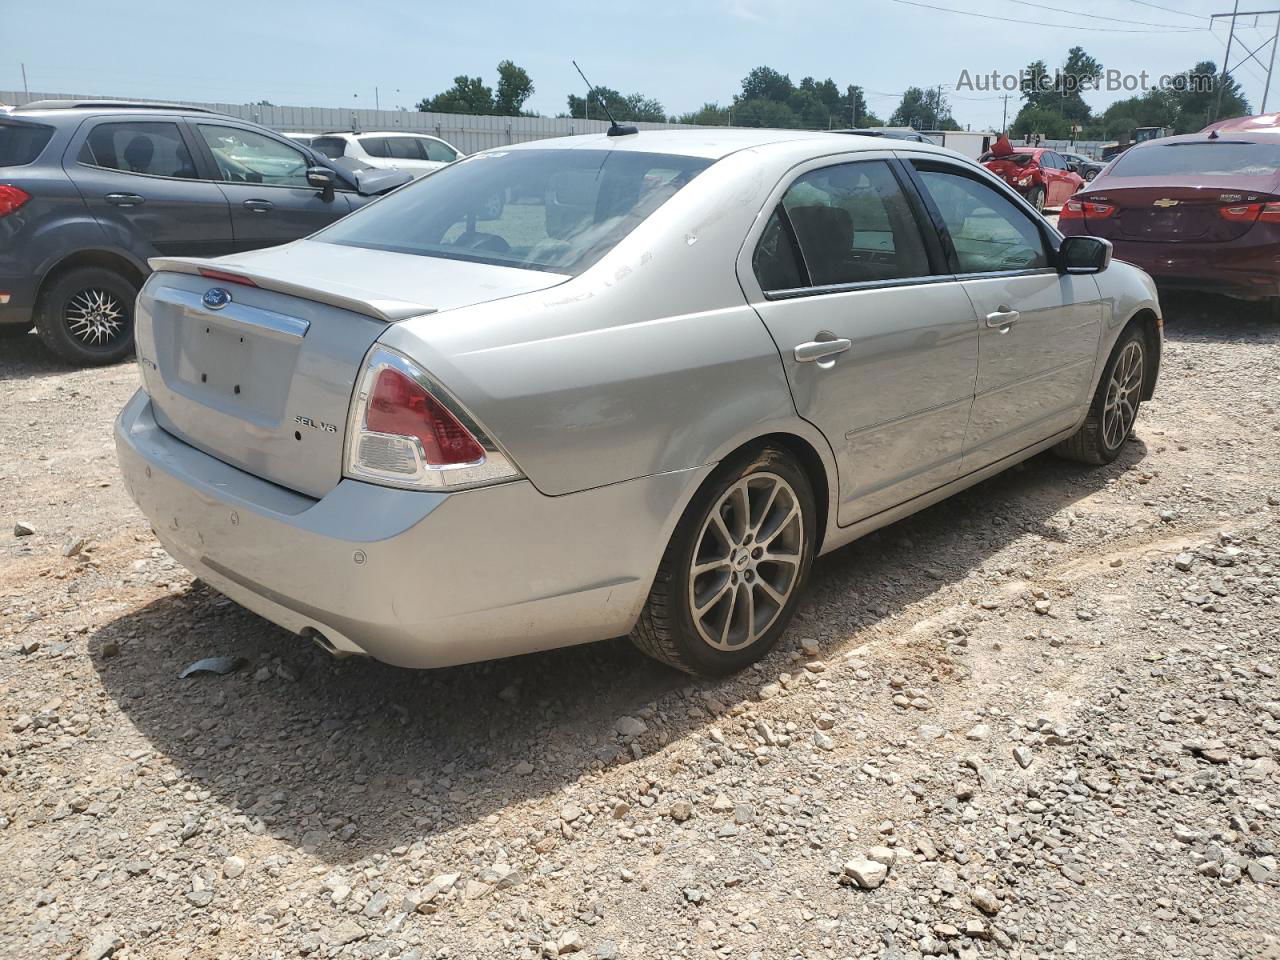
<box><xmin>3</xmin><ymin>0</ymin><xmax>1269</xmax><ymax>129</ymax></box>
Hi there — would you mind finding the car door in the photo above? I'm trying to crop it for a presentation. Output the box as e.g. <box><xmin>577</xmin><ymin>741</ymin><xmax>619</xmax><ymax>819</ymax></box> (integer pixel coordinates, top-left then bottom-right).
<box><xmin>907</xmin><ymin>160</ymin><xmax>1102</xmax><ymax>470</ymax></box>
<box><xmin>738</xmin><ymin>155</ymin><xmax>980</xmax><ymax>526</ymax></box>
<box><xmin>193</xmin><ymin>120</ymin><xmax>352</xmax><ymax>250</ymax></box>
<box><xmin>67</xmin><ymin>117</ymin><xmax>235</xmax><ymax>258</ymax></box>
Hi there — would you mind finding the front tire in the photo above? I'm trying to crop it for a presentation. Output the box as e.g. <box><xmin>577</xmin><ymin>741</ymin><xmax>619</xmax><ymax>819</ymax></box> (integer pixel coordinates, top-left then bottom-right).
<box><xmin>35</xmin><ymin>266</ymin><xmax>138</xmax><ymax>366</ymax></box>
<box><xmin>1054</xmin><ymin>326</ymin><xmax>1147</xmax><ymax>465</ymax></box>
<box><xmin>1028</xmin><ymin>186</ymin><xmax>1046</xmax><ymax>213</ymax></box>
<box><xmin>631</xmin><ymin>445</ymin><xmax>816</xmax><ymax>677</ymax></box>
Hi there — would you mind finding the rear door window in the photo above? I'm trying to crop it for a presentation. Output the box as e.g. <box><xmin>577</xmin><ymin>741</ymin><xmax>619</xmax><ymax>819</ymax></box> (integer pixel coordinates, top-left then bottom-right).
<box><xmin>774</xmin><ymin>159</ymin><xmax>932</xmax><ymax>287</ymax></box>
<box><xmin>424</xmin><ymin>139</ymin><xmax>458</xmax><ymax>163</ymax></box>
<box><xmin>0</xmin><ymin>122</ymin><xmax>54</xmax><ymax>166</ymax></box>
<box><xmin>80</xmin><ymin>121</ymin><xmax>198</xmax><ymax>179</ymax></box>
<box><xmin>359</xmin><ymin>137</ymin><xmax>391</xmax><ymax>158</ymax></box>
<box><xmin>1110</xmin><ymin>141</ymin><xmax>1280</xmax><ymax>177</ymax></box>
<box><xmin>387</xmin><ymin>137</ymin><xmax>428</xmax><ymax>160</ymax></box>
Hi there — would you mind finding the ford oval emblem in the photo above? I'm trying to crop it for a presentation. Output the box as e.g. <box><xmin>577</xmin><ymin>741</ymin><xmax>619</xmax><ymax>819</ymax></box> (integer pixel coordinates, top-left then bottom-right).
<box><xmin>202</xmin><ymin>287</ymin><xmax>232</xmax><ymax>310</ymax></box>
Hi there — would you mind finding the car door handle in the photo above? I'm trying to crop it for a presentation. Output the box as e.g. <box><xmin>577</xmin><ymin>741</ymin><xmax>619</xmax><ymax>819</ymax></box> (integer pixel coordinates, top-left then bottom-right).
<box><xmin>794</xmin><ymin>338</ymin><xmax>852</xmax><ymax>363</ymax></box>
<box><xmin>985</xmin><ymin>309</ymin><xmax>1020</xmax><ymax>329</ymax></box>
<box><xmin>105</xmin><ymin>193</ymin><xmax>144</xmax><ymax>207</ymax></box>
<box><xmin>242</xmin><ymin>199</ymin><xmax>274</xmax><ymax>213</ymax></box>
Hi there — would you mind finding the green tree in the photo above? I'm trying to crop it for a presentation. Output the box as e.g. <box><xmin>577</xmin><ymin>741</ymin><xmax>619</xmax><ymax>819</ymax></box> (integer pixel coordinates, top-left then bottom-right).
<box><xmin>1020</xmin><ymin>59</ymin><xmax>1053</xmax><ymax>109</ymax></box>
<box><xmin>494</xmin><ymin>60</ymin><xmax>534</xmax><ymax>116</ymax></box>
<box><xmin>419</xmin><ymin>75</ymin><xmax>494</xmax><ymax>114</ymax></box>
<box><xmin>678</xmin><ymin>102</ymin><xmax>732</xmax><ymax>125</ymax></box>
<box><xmin>1056</xmin><ymin>46</ymin><xmax>1101</xmax><ymax>122</ymax></box>
<box><xmin>738</xmin><ymin>66</ymin><xmax>794</xmax><ymax>104</ymax></box>
<box><xmin>567</xmin><ymin>87</ymin><xmax>666</xmax><ymax>122</ymax></box>
<box><xmin>889</xmin><ymin>86</ymin><xmax>957</xmax><ymax>130</ymax></box>
<box><xmin>1011</xmin><ymin>104</ymin><xmax>1075</xmax><ymax>140</ymax></box>
<box><xmin>732</xmin><ymin>98</ymin><xmax>800</xmax><ymax>128</ymax></box>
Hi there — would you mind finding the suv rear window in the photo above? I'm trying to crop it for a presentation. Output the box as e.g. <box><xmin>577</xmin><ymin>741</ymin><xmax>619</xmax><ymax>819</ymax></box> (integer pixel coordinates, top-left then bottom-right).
<box><xmin>1110</xmin><ymin>141</ymin><xmax>1280</xmax><ymax>177</ymax></box>
<box><xmin>317</xmin><ymin>148</ymin><xmax>713</xmax><ymax>276</ymax></box>
<box><xmin>0</xmin><ymin>122</ymin><xmax>54</xmax><ymax>167</ymax></box>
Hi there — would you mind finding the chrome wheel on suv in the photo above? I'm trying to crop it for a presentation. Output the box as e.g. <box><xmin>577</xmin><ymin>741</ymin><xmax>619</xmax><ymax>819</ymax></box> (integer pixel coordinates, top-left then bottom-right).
<box><xmin>65</xmin><ymin>288</ymin><xmax>127</xmax><ymax>347</ymax></box>
<box><xmin>35</xmin><ymin>266</ymin><xmax>138</xmax><ymax>366</ymax></box>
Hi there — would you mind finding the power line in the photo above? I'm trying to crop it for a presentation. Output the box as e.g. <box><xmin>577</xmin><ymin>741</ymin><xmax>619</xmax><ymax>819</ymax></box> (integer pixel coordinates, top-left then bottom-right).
<box><xmin>1002</xmin><ymin>0</ymin><xmax>1205</xmax><ymax>29</ymax></box>
<box><xmin>886</xmin><ymin>0</ymin><xmax>1206</xmax><ymax>31</ymax></box>
<box><xmin>1121</xmin><ymin>0</ymin><xmax>1209</xmax><ymax>21</ymax></box>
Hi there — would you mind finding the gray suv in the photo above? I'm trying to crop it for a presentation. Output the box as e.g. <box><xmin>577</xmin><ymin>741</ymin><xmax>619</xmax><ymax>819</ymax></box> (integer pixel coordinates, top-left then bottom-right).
<box><xmin>0</xmin><ymin>101</ymin><xmax>410</xmax><ymax>365</ymax></box>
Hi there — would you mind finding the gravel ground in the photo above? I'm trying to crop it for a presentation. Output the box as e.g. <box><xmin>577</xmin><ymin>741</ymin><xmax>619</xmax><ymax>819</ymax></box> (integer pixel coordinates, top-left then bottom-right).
<box><xmin>1</xmin><ymin>292</ymin><xmax>1279</xmax><ymax>960</ymax></box>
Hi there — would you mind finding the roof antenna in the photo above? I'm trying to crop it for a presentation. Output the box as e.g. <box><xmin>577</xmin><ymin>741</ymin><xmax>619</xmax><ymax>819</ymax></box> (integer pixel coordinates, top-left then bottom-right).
<box><xmin>572</xmin><ymin>60</ymin><xmax>639</xmax><ymax>137</ymax></box>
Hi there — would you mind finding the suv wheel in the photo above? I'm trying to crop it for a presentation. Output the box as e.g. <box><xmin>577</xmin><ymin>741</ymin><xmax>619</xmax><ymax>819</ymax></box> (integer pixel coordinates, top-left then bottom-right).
<box><xmin>630</xmin><ymin>446</ymin><xmax>816</xmax><ymax>676</ymax></box>
<box><xmin>35</xmin><ymin>266</ymin><xmax>138</xmax><ymax>366</ymax></box>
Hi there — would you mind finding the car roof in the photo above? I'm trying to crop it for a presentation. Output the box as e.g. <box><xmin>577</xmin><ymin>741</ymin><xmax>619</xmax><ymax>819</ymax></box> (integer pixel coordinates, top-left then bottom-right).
<box><xmin>323</xmin><ymin>130</ymin><xmax>442</xmax><ymax>138</ymax></box>
<box><xmin>10</xmin><ymin>99</ymin><xmax>244</xmax><ymax>124</ymax></box>
<box><xmin>496</xmin><ymin>128</ymin><xmax>959</xmax><ymax>161</ymax></box>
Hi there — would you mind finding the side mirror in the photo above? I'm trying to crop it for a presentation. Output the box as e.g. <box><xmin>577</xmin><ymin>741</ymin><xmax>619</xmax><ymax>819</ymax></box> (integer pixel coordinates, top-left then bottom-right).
<box><xmin>1059</xmin><ymin>235</ymin><xmax>1112</xmax><ymax>274</ymax></box>
<box><xmin>306</xmin><ymin>166</ymin><xmax>336</xmax><ymax>201</ymax></box>
<box><xmin>1066</xmin><ymin>162</ymin><xmax>1081</xmax><ymax>174</ymax></box>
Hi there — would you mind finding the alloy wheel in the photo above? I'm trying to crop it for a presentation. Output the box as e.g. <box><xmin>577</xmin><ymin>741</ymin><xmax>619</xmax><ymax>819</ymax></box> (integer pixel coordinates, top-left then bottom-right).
<box><xmin>687</xmin><ymin>472</ymin><xmax>804</xmax><ymax>652</ymax></box>
<box><xmin>1102</xmin><ymin>340</ymin><xmax>1144</xmax><ymax>449</ymax></box>
<box><xmin>64</xmin><ymin>288</ymin><xmax>126</xmax><ymax>347</ymax></box>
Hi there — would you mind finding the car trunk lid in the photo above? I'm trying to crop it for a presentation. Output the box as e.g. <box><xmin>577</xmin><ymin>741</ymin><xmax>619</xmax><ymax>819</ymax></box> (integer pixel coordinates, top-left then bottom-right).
<box><xmin>1081</xmin><ymin>175</ymin><xmax>1280</xmax><ymax>243</ymax></box>
<box><xmin>137</xmin><ymin>242</ymin><xmax>568</xmax><ymax>499</ymax></box>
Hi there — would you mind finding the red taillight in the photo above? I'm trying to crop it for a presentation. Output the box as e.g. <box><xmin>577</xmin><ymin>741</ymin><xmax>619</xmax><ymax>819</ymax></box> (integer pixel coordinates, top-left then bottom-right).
<box><xmin>366</xmin><ymin>367</ymin><xmax>485</xmax><ymax>466</ymax></box>
<box><xmin>1060</xmin><ymin>199</ymin><xmax>1116</xmax><ymax>221</ymax></box>
<box><xmin>1219</xmin><ymin>202</ymin><xmax>1280</xmax><ymax>223</ymax></box>
<box><xmin>198</xmin><ymin>268</ymin><xmax>258</xmax><ymax>287</ymax></box>
<box><xmin>0</xmin><ymin>185</ymin><xmax>31</xmax><ymax>218</ymax></box>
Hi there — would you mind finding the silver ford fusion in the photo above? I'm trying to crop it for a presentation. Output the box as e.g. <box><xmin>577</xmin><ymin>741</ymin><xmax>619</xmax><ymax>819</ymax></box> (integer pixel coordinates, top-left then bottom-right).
<box><xmin>115</xmin><ymin>129</ymin><xmax>1162</xmax><ymax>676</ymax></box>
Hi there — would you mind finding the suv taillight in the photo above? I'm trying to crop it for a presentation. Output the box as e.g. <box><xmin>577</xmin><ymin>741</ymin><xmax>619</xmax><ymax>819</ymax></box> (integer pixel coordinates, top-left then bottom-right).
<box><xmin>0</xmin><ymin>185</ymin><xmax>31</xmax><ymax>217</ymax></box>
<box><xmin>345</xmin><ymin>345</ymin><xmax>521</xmax><ymax>491</ymax></box>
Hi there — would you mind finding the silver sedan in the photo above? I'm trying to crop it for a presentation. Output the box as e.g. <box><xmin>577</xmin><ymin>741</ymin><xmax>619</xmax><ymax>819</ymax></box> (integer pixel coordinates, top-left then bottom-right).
<box><xmin>115</xmin><ymin>129</ymin><xmax>1162</xmax><ymax>676</ymax></box>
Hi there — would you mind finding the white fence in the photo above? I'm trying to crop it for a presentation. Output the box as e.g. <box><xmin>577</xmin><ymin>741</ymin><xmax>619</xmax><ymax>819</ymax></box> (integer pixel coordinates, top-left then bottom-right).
<box><xmin>0</xmin><ymin>90</ymin><xmax>699</xmax><ymax>155</ymax></box>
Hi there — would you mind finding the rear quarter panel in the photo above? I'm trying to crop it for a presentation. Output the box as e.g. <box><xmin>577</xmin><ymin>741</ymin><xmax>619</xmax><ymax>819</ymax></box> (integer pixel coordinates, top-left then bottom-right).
<box><xmin>380</xmin><ymin>148</ymin><xmax>838</xmax><ymax>498</ymax></box>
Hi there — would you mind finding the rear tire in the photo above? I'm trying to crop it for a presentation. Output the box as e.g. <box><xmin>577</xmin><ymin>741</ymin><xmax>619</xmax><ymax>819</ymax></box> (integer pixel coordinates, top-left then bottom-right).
<box><xmin>1028</xmin><ymin>186</ymin><xmax>1046</xmax><ymax>213</ymax></box>
<box><xmin>1054</xmin><ymin>325</ymin><xmax>1147</xmax><ymax>465</ymax></box>
<box><xmin>35</xmin><ymin>266</ymin><xmax>138</xmax><ymax>366</ymax></box>
<box><xmin>630</xmin><ymin>445</ymin><xmax>816</xmax><ymax>677</ymax></box>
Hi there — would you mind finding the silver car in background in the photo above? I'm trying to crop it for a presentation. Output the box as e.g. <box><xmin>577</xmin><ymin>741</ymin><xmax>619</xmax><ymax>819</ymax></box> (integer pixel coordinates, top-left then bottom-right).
<box><xmin>115</xmin><ymin>130</ymin><xmax>1162</xmax><ymax>677</ymax></box>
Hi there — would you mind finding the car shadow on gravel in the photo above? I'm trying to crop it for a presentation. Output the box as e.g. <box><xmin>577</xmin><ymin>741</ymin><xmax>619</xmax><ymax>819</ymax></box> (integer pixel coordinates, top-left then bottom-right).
<box><xmin>0</xmin><ymin>329</ymin><xmax>130</xmax><ymax>379</ymax></box>
<box><xmin>87</xmin><ymin>435</ymin><xmax>1147</xmax><ymax>864</ymax></box>
<box><xmin>1159</xmin><ymin>292</ymin><xmax>1280</xmax><ymax>344</ymax></box>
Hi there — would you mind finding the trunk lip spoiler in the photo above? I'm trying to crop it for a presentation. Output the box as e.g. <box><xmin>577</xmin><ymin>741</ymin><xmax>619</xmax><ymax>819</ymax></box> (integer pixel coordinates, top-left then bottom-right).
<box><xmin>147</xmin><ymin>256</ymin><xmax>436</xmax><ymax>323</ymax></box>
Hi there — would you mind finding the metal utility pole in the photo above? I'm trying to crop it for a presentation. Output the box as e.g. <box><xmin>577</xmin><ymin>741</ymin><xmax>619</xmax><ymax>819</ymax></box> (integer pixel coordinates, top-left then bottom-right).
<box><xmin>1265</xmin><ymin>15</ymin><xmax>1280</xmax><ymax>111</ymax></box>
<box><xmin>1211</xmin><ymin>4</ymin><xmax>1280</xmax><ymax>119</ymax></box>
<box><xmin>21</xmin><ymin>62</ymin><xmax>29</xmax><ymax>101</ymax></box>
<box><xmin>375</xmin><ymin>86</ymin><xmax>380</xmax><ymax>111</ymax></box>
<box><xmin>1001</xmin><ymin>94</ymin><xmax>1009</xmax><ymax>133</ymax></box>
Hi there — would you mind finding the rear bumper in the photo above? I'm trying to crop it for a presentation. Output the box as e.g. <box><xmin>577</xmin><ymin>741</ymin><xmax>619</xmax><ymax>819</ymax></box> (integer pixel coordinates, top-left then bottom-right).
<box><xmin>1066</xmin><ymin>231</ymin><xmax>1280</xmax><ymax>299</ymax></box>
<box><xmin>115</xmin><ymin>390</ymin><xmax>708</xmax><ymax>668</ymax></box>
<box><xmin>0</xmin><ymin>274</ymin><xmax>36</xmax><ymax>327</ymax></box>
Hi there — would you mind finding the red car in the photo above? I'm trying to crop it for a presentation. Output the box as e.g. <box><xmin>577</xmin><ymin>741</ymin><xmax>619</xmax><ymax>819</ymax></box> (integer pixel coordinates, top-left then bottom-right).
<box><xmin>1059</xmin><ymin>124</ymin><xmax>1280</xmax><ymax>304</ymax></box>
<box><xmin>980</xmin><ymin>140</ymin><xmax>1084</xmax><ymax>212</ymax></box>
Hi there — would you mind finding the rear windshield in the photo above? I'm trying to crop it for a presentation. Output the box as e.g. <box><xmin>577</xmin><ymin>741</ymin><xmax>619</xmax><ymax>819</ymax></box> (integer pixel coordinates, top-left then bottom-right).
<box><xmin>979</xmin><ymin>152</ymin><xmax>1032</xmax><ymax>165</ymax></box>
<box><xmin>317</xmin><ymin>148</ymin><xmax>714</xmax><ymax>276</ymax></box>
<box><xmin>0</xmin><ymin>122</ymin><xmax>54</xmax><ymax>167</ymax></box>
<box><xmin>1109</xmin><ymin>141</ymin><xmax>1280</xmax><ymax>177</ymax></box>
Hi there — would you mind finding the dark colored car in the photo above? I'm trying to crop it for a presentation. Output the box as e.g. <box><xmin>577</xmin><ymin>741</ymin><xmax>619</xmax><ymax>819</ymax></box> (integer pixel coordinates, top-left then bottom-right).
<box><xmin>1058</xmin><ymin>151</ymin><xmax>1105</xmax><ymax>182</ymax></box>
<box><xmin>1059</xmin><ymin>128</ymin><xmax>1280</xmax><ymax>303</ymax></box>
<box><xmin>980</xmin><ymin>146</ymin><xmax>1084</xmax><ymax>212</ymax></box>
<box><xmin>0</xmin><ymin>101</ymin><xmax>411</xmax><ymax>365</ymax></box>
